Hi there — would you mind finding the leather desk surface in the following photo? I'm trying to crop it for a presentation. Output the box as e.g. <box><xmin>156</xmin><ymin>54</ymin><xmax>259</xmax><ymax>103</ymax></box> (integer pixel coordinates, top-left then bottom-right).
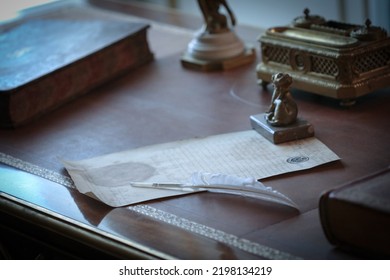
<box><xmin>1</xmin><ymin>0</ymin><xmax>389</xmax><ymax>259</ymax></box>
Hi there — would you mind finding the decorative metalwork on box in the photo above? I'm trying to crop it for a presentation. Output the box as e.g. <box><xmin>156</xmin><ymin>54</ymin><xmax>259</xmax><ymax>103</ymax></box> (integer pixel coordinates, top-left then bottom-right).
<box><xmin>257</xmin><ymin>9</ymin><xmax>390</xmax><ymax>102</ymax></box>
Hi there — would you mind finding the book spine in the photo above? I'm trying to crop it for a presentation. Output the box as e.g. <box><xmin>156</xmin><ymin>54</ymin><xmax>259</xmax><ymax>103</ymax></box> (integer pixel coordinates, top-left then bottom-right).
<box><xmin>319</xmin><ymin>192</ymin><xmax>340</xmax><ymax>246</ymax></box>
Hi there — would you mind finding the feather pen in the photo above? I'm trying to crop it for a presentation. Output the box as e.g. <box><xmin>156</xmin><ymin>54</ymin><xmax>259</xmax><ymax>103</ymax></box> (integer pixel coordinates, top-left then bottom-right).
<box><xmin>131</xmin><ymin>172</ymin><xmax>299</xmax><ymax>210</ymax></box>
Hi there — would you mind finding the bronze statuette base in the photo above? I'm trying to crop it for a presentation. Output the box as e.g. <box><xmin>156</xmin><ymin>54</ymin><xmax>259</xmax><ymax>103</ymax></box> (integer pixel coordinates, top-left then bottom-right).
<box><xmin>250</xmin><ymin>113</ymin><xmax>314</xmax><ymax>144</ymax></box>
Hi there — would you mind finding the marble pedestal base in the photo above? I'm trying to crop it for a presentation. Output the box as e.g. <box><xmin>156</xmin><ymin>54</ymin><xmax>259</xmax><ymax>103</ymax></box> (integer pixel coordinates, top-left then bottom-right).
<box><xmin>181</xmin><ymin>29</ymin><xmax>255</xmax><ymax>71</ymax></box>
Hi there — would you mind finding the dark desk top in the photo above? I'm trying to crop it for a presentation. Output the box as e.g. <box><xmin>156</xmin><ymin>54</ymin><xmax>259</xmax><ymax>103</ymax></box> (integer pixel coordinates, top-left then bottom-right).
<box><xmin>1</xmin><ymin>0</ymin><xmax>389</xmax><ymax>259</ymax></box>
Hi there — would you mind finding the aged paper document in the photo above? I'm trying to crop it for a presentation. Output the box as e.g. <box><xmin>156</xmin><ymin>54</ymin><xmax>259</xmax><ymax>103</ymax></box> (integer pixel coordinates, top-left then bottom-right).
<box><xmin>62</xmin><ymin>130</ymin><xmax>340</xmax><ymax>207</ymax></box>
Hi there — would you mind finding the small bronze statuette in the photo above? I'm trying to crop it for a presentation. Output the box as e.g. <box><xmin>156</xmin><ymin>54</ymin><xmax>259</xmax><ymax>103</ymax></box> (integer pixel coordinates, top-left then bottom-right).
<box><xmin>198</xmin><ymin>0</ymin><xmax>236</xmax><ymax>34</ymax></box>
<box><xmin>250</xmin><ymin>73</ymin><xmax>314</xmax><ymax>144</ymax></box>
<box><xmin>181</xmin><ymin>0</ymin><xmax>255</xmax><ymax>71</ymax></box>
<box><xmin>265</xmin><ymin>73</ymin><xmax>298</xmax><ymax>127</ymax></box>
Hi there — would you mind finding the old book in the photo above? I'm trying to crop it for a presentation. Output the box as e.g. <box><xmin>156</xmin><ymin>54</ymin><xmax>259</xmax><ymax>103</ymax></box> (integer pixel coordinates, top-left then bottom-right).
<box><xmin>319</xmin><ymin>166</ymin><xmax>390</xmax><ymax>257</ymax></box>
<box><xmin>0</xmin><ymin>1</ymin><xmax>154</xmax><ymax>127</ymax></box>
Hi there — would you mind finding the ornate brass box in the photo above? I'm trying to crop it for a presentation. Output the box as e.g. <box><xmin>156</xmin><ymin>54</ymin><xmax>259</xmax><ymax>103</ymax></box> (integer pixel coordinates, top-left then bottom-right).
<box><xmin>256</xmin><ymin>9</ymin><xmax>390</xmax><ymax>103</ymax></box>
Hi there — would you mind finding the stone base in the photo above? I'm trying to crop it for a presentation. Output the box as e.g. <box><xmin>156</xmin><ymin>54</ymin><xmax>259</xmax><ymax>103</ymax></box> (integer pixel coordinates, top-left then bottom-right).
<box><xmin>250</xmin><ymin>113</ymin><xmax>314</xmax><ymax>144</ymax></box>
<box><xmin>181</xmin><ymin>46</ymin><xmax>256</xmax><ymax>71</ymax></box>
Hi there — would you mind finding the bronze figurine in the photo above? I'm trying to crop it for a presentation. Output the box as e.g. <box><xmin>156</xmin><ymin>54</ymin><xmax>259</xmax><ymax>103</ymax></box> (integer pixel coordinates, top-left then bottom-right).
<box><xmin>266</xmin><ymin>73</ymin><xmax>298</xmax><ymax>127</ymax></box>
<box><xmin>197</xmin><ymin>0</ymin><xmax>236</xmax><ymax>33</ymax></box>
<box><xmin>250</xmin><ymin>73</ymin><xmax>314</xmax><ymax>144</ymax></box>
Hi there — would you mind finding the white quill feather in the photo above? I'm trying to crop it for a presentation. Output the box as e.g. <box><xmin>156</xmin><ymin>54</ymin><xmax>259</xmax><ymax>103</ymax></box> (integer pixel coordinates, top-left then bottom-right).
<box><xmin>131</xmin><ymin>172</ymin><xmax>299</xmax><ymax>210</ymax></box>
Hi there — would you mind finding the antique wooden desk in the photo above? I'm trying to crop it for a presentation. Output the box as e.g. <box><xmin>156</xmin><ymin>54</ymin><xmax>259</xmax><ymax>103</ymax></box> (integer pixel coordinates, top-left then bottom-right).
<box><xmin>1</xmin><ymin>0</ymin><xmax>389</xmax><ymax>259</ymax></box>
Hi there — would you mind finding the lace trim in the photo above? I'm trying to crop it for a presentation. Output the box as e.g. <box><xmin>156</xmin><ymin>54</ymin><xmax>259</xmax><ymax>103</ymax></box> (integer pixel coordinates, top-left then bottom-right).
<box><xmin>130</xmin><ymin>204</ymin><xmax>300</xmax><ymax>259</ymax></box>
<box><xmin>0</xmin><ymin>153</ymin><xmax>74</xmax><ymax>188</ymax></box>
